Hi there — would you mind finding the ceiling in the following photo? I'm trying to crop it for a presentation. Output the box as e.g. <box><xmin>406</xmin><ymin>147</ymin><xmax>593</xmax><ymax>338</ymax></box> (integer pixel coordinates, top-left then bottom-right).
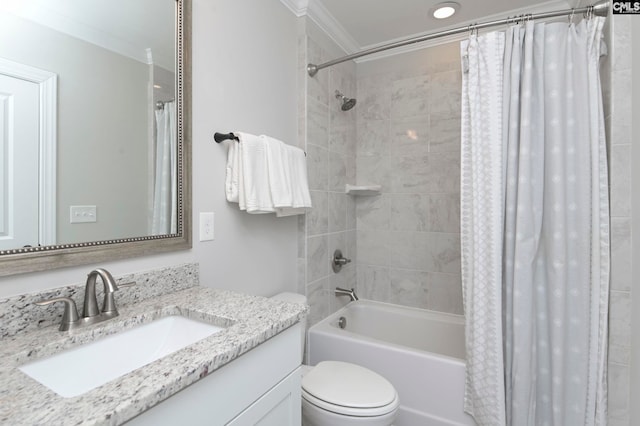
<box><xmin>305</xmin><ymin>0</ymin><xmax>586</xmax><ymax>54</ymax></box>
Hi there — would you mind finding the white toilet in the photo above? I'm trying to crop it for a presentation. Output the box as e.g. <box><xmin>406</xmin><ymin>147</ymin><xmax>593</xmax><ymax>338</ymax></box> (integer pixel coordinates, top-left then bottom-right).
<box><xmin>272</xmin><ymin>292</ymin><xmax>399</xmax><ymax>426</ymax></box>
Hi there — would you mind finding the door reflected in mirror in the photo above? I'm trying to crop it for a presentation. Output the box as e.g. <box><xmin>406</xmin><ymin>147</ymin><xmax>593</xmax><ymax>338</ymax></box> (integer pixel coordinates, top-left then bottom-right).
<box><xmin>0</xmin><ymin>0</ymin><xmax>177</xmax><ymax>251</ymax></box>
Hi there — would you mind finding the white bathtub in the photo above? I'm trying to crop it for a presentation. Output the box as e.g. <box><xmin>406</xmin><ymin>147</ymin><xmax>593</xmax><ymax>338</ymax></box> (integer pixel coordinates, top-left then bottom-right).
<box><xmin>307</xmin><ymin>300</ymin><xmax>476</xmax><ymax>426</ymax></box>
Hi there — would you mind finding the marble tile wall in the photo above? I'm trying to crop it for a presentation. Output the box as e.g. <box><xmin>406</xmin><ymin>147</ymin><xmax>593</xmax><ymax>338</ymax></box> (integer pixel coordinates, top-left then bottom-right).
<box><xmin>298</xmin><ymin>18</ymin><xmax>358</xmax><ymax>328</ymax></box>
<box><xmin>355</xmin><ymin>43</ymin><xmax>463</xmax><ymax>315</ymax></box>
<box><xmin>607</xmin><ymin>14</ymin><xmax>632</xmax><ymax>426</ymax></box>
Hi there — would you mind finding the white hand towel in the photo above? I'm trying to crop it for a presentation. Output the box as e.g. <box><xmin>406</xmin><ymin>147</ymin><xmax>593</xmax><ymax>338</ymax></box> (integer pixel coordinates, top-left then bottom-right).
<box><xmin>225</xmin><ymin>139</ymin><xmax>239</xmax><ymax>203</ymax></box>
<box><xmin>236</xmin><ymin>132</ymin><xmax>275</xmax><ymax>214</ymax></box>
<box><xmin>276</xmin><ymin>144</ymin><xmax>312</xmax><ymax>217</ymax></box>
<box><xmin>262</xmin><ymin>135</ymin><xmax>293</xmax><ymax>208</ymax></box>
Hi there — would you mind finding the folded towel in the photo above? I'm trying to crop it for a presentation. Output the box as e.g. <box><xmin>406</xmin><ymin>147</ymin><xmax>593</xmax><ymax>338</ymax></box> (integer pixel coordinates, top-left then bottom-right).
<box><xmin>224</xmin><ymin>131</ymin><xmax>311</xmax><ymax>217</ymax></box>
<box><xmin>236</xmin><ymin>132</ymin><xmax>275</xmax><ymax>214</ymax></box>
<box><xmin>262</xmin><ymin>135</ymin><xmax>293</xmax><ymax>208</ymax></box>
<box><xmin>225</xmin><ymin>139</ymin><xmax>239</xmax><ymax>203</ymax></box>
<box><xmin>276</xmin><ymin>144</ymin><xmax>312</xmax><ymax>217</ymax></box>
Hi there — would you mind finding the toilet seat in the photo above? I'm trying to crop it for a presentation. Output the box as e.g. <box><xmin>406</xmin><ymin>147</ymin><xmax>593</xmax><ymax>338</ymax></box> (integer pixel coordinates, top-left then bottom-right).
<box><xmin>301</xmin><ymin>361</ymin><xmax>399</xmax><ymax>417</ymax></box>
<box><xmin>302</xmin><ymin>388</ymin><xmax>399</xmax><ymax>417</ymax></box>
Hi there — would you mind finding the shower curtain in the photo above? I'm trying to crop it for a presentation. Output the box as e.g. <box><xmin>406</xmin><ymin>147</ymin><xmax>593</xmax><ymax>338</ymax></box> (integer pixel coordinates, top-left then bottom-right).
<box><xmin>460</xmin><ymin>17</ymin><xmax>609</xmax><ymax>426</ymax></box>
<box><xmin>152</xmin><ymin>101</ymin><xmax>177</xmax><ymax>235</ymax></box>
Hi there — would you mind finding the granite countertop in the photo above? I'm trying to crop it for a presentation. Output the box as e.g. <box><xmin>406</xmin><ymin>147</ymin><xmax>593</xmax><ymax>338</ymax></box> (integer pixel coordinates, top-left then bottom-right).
<box><xmin>0</xmin><ymin>287</ymin><xmax>308</xmax><ymax>425</ymax></box>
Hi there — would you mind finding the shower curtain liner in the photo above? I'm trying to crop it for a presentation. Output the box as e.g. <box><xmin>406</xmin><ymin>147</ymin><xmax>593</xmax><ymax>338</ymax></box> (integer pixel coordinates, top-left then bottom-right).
<box><xmin>460</xmin><ymin>16</ymin><xmax>609</xmax><ymax>426</ymax></box>
<box><xmin>152</xmin><ymin>101</ymin><xmax>177</xmax><ymax>235</ymax></box>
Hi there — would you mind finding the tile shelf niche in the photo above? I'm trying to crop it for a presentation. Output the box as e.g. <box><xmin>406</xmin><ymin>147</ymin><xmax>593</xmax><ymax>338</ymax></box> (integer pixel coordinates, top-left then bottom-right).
<box><xmin>345</xmin><ymin>184</ymin><xmax>382</xmax><ymax>196</ymax></box>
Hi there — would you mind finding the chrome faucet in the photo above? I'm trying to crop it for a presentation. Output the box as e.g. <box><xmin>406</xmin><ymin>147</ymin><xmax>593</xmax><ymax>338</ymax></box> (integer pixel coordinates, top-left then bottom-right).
<box><xmin>335</xmin><ymin>287</ymin><xmax>359</xmax><ymax>302</ymax></box>
<box><xmin>35</xmin><ymin>268</ymin><xmax>135</xmax><ymax>331</ymax></box>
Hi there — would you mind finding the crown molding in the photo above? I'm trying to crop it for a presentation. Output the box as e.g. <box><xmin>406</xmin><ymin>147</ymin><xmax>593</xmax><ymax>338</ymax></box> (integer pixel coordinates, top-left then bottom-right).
<box><xmin>306</xmin><ymin>0</ymin><xmax>359</xmax><ymax>54</ymax></box>
<box><xmin>279</xmin><ymin>0</ymin><xmax>309</xmax><ymax>17</ymax></box>
<box><xmin>354</xmin><ymin>0</ymin><xmax>570</xmax><ymax>63</ymax></box>
<box><xmin>294</xmin><ymin>0</ymin><xmax>571</xmax><ymax>65</ymax></box>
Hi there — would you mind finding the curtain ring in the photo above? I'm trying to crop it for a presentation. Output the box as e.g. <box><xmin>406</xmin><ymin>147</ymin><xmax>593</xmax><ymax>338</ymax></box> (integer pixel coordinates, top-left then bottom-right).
<box><xmin>568</xmin><ymin>8</ymin><xmax>576</xmax><ymax>24</ymax></box>
<box><xmin>507</xmin><ymin>15</ymin><xmax>520</xmax><ymax>25</ymax></box>
<box><xmin>468</xmin><ymin>23</ymin><xmax>478</xmax><ymax>37</ymax></box>
<box><xmin>585</xmin><ymin>5</ymin><xmax>594</xmax><ymax>19</ymax></box>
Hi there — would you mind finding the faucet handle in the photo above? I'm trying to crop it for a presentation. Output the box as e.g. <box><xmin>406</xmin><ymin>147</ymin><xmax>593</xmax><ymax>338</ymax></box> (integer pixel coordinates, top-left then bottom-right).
<box><xmin>332</xmin><ymin>249</ymin><xmax>352</xmax><ymax>273</ymax></box>
<box><xmin>35</xmin><ymin>297</ymin><xmax>80</xmax><ymax>331</ymax></box>
<box><xmin>117</xmin><ymin>281</ymin><xmax>136</xmax><ymax>289</ymax></box>
<box><xmin>102</xmin><ymin>281</ymin><xmax>135</xmax><ymax>315</ymax></box>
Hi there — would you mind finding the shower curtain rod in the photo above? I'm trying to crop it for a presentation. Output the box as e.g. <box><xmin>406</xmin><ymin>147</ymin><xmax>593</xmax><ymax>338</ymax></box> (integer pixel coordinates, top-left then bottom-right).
<box><xmin>155</xmin><ymin>99</ymin><xmax>175</xmax><ymax>109</ymax></box>
<box><xmin>307</xmin><ymin>0</ymin><xmax>609</xmax><ymax>77</ymax></box>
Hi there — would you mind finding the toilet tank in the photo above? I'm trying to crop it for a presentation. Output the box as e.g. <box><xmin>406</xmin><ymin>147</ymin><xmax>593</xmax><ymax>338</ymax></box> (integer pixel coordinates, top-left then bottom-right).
<box><xmin>271</xmin><ymin>292</ymin><xmax>307</xmax><ymax>356</ymax></box>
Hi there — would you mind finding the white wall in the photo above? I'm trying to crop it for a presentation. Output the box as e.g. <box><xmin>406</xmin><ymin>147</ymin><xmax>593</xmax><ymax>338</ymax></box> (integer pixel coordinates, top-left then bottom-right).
<box><xmin>190</xmin><ymin>0</ymin><xmax>299</xmax><ymax>294</ymax></box>
<box><xmin>0</xmin><ymin>14</ymin><xmax>150</xmax><ymax>243</ymax></box>
<box><xmin>0</xmin><ymin>0</ymin><xmax>300</xmax><ymax>299</ymax></box>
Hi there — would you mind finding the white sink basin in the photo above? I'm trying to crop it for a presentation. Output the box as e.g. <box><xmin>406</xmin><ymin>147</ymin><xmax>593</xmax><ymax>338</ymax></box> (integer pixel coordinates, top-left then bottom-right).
<box><xmin>19</xmin><ymin>315</ymin><xmax>224</xmax><ymax>398</ymax></box>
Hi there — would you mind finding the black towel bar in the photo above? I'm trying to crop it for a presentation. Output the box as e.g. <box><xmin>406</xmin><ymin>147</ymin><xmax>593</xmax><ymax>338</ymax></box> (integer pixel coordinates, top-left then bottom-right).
<box><xmin>214</xmin><ymin>132</ymin><xmax>306</xmax><ymax>156</ymax></box>
<box><xmin>214</xmin><ymin>132</ymin><xmax>238</xmax><ymax>143</ymax></box>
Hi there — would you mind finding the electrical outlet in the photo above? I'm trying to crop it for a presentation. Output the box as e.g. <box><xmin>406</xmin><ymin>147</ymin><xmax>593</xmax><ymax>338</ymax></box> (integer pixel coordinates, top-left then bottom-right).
<box><xmin>199</xmin><ymin>212</ymin><xmax>215</xmax><ymax>241</ymax></box>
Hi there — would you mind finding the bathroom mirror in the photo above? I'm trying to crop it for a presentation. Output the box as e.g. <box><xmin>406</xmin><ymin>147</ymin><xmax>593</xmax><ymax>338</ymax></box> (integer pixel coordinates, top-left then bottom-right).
<box><xmin>0</xmin><ymin>0</ymin><xmax>191</xmax><ymax>276</ymax></box>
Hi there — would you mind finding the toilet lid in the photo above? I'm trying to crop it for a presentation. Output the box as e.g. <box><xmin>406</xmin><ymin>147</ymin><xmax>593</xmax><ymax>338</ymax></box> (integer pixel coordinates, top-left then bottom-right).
<box><xmin>302</xmin><ymin>361</ymin><xmax>398</xmax><ymax>412</ymax></box>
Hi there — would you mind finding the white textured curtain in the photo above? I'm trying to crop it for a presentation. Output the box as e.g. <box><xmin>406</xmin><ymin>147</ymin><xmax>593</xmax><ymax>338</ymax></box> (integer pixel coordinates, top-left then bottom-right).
<box><xmin>152</xmin><ymin>101</ymin><xmax>177</xmax><ymax>235</ymax></box>
<box><xmin>461</xmin><ymin>17</ymin><xmax>609</xmax><ymax>426</ymax></box>
<box><xmin>460</xmin><ymin>30</ymin><xmax>507</xmax><ymax>426</ymax></box>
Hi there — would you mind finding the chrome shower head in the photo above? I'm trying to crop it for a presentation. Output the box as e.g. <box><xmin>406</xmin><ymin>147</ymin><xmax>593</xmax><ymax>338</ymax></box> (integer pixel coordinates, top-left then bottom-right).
<box><xmin>335</xmin><ymin>90</ymin><xmax>357</xmax><ymax>111</ymax></box>
<box><xmin>341</xmin><ymin>97</ymin><xmax>357</xmax><ymax>111</ymax></box>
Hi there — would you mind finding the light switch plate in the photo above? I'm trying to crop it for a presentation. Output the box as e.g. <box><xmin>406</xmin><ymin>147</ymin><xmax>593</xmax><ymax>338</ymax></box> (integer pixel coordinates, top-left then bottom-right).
<box><xmin>70</xmin><ymin>205</ymin><xmax>97</xmax><ymax>223</ymax></box>
<box><xmin>199</xmin><ymin>212</ymin><xmax>215</xmax><ymax>241</ymax></box>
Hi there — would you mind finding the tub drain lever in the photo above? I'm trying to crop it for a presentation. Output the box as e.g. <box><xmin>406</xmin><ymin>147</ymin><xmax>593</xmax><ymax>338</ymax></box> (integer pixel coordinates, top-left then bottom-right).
<box><xmin>338</xmin><ymin>316</ymin><xmax>347</xmax><ymax>329</ymax></box>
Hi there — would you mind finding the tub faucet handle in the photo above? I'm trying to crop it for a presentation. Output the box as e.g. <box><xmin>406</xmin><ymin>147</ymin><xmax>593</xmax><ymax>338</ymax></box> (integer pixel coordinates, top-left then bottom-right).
<box><xmin>332</xmin><ymin>249</ymin><xmax>352</xmax><ymax>273</ymax></box>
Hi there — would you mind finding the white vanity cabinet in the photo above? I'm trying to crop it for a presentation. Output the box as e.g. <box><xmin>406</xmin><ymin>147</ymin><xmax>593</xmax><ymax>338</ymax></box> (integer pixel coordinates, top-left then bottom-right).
<box><xmin>127</xmin><ymin>323</ymin><xmax>302</xmax><ymax>426</ymax></box>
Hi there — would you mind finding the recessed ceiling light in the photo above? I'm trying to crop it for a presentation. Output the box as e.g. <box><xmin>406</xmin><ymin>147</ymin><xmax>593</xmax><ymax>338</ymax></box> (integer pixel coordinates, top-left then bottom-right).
<box><xmin>432</xmin><ymin>2</ymin><xmax>460</xmax><ymax>19</ymax></box>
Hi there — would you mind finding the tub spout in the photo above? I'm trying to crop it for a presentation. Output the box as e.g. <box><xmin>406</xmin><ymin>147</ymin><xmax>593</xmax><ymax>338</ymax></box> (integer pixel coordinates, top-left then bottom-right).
<box><xmin>335</xmin><ymin>287</ymin><xmax>359</xmax><ymax>302</ymax></box>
